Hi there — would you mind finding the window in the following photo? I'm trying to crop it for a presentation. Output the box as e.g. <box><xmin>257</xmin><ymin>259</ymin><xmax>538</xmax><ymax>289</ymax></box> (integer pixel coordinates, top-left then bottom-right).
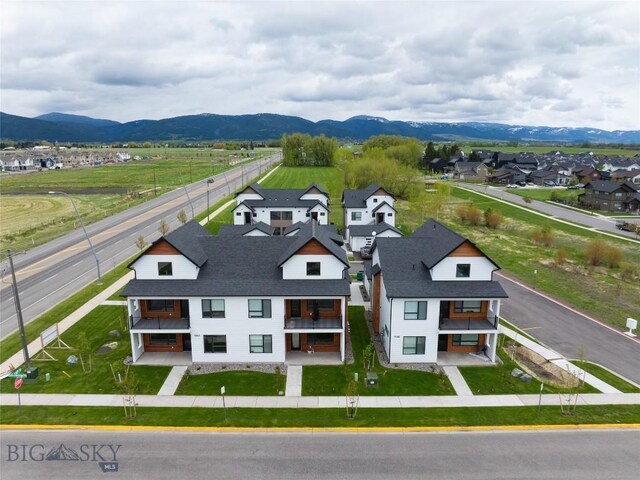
<box><xmin>351</xmin><ymin>212</ymin><xmax>362</xmax><ymax>221</ymax></box>
<box><xmin>307</xmin><ymin>299</ymin><xmax>334</xmax><ymax>311</ymax></box>
<box><xmin>270</xmin><ymin>211</ymin><xmax>292</xmax><ymax>221</ymax></box>
<box><xmin>320</xmin><ymin>212</ymin><xmax>326</xmax><ymax>216</ymax></box>
<box><xmin>306</xmin><ymin>262</ymin><xmax>321</xmax><ymax>276</ymax></box>
<box><xmin>250</xmin><ymin>335</ymin><xmax>272</xmax><ymax>353</ymax></box>
<box><xmin>307</xmin><ymin>333</ymin><xmax>334</xmax><ymax>345</ymax></box>
<box><xmin>404</xmin><ymin>301</ymin><xmax>427</xmax><ymax>320</ymax></box>
<box><xmin>236</xmin><ymin>212</ymin><xmax>242</xmax><ymax>216</ymax></box>
<box><xmin>202</xmin><ymin>299</ymin><xmax>225</xmax><ymax>318</ymax></box>
<box><xmin>456</xmin><ymin>264</ymin><xmax>471</xmax><ymax>278</ymax></box>
<box><xmin>203</xmin><ymin>335</ymin><xmax>227</xmax><ymax>353</ymax></box>
<box><xmin>248</xmin><ymin>299</ymin><xmax>271</xmax><ymax>318</ymax></box>
<box><xmin>158</xmin><ymin>262</ymin><xmax>173</xmax><ymax>276</ymax></box>
<box><xmin>149</xmin><ymin>333</ymin><xmax>177</xmax><ymax>346</ymax></box>
<box><xmin>270</xmin><ymin>211</ymin><xmax>281</xmax><ymax>221</ymax></box>
<box><xmin>387</xmin><ymin>212</ymin><xmax>393</xmax><ymax>217</ymax></box>
<box><xmin>454</xmin><ymin>301</ymin><xmax>483</xmax><ymax>313</ymax></box>
<box><xmin>452</xmin><ymin>334</ymin><xmax>480</xmax><ymax>346</ymax></box>
<box><xmin>402</xmin><ymin>336</ymin><xmax>426</xmax><ymax>355</ymax></box>
<box><xmin>146</xmin><ymin>300</ymin><xmax>175</xmax><ymax>312</ymax></box>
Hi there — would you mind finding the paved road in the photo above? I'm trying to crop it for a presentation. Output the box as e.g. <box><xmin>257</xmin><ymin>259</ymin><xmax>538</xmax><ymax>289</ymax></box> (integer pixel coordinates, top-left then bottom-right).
<box><xmin>460</xmin><ymin>183</ymin><xmax>640</xmax><ymax>239</ymax></box>
<box><xmin>0</xmin><ymin>154</ymin><xmax>281</xmax><ymax>339</ymax></box>
<box><xmin>498</xmin><ymin>274</ymin><xmax>640</xmax><ymax>384</ymax></box>
<box><xmin>1</xmin><ymin>429</ymin><xmax>637</xmax><ymax>479</ymax></box>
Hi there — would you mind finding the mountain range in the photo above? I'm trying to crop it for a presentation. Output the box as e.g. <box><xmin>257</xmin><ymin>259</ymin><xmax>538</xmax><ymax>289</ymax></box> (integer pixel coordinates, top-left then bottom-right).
<box><xmin>1</xmin><ymin>111</ymin><xmax>638</xmax><ymax>144</ymax></box>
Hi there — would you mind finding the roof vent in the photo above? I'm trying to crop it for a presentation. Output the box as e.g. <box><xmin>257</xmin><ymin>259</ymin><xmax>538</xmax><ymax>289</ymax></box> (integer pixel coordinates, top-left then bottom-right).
<box><xmin>412</xmin><ymin>264</ymin><xmax>415</xmax><ymax>270</ymax></box>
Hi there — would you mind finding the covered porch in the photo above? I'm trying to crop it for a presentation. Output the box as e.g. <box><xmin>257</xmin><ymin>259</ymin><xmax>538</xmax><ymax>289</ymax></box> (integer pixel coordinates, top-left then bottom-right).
<box><xmin>285</xmin><ymin>351</ymin><xmax>342</xmax><ymax>365</ymax></box>
<box><xmin>128</xmin><ymin>297</ymin><xmax>191</xmax><ymax>331</ymax></box>
<box><xmin>135</xmin><ymin>351</ymin><xmax>193</xmax><ymax>366</ymax></box>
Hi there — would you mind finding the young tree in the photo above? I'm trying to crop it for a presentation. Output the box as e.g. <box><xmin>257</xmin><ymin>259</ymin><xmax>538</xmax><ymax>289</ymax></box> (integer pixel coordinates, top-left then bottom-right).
<box><xmin>76</xmin><ymin>332</ymin><xmax>92</xmax><ymax>374</ymax></box>
<box><xmin>135</xmin><ymin>235</ymin><xmax>147</xmax><ymax>251</ymax></box>
<box><xmin>177</xmin><ymin>209</ymin><xmax>188</xmax><ymax>224</ymax></box>
<box><xmin>484</xmin><ymin>208</ymin><xmax>503</xmax><ymax>229</ymax></box>
<box><xmin>586</xmin><ymin>238</ymin><xmax>607</xmax><ymax>266</ymax></box>
<box><xmin>468</xmin><ymin>150</ymin><xmax>481</xmax><ymax>162</ymax></box>
<box><xmin>158</xmin><ymin>219</ymin><xmax>170</xmax><ymax>236</ymax></box>
<box><xmin>554</xmin><ymin>246</ymin><xmax>567</xmax><ymax>266</ymax></box>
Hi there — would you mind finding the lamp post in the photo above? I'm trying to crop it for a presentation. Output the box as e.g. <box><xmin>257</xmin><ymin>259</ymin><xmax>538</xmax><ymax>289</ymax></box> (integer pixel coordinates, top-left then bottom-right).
<box><xmin>182</xmin><ymin>185</ymin><xmax>195</xmax><ymax>219</ymax></box>
<box><xmin>49</xmin><ymin>191</ymin><xmax>102</xmax><ymax>285</ymax></box>
<box><xmin>206</xmin><ymin>178</ymin><xmax>214</xmax><ymax>222</ymax></box>
<box><xmin>6</xmin><ymin>250</ymin><xmax>31</xmax><ymax>372</ymax></box>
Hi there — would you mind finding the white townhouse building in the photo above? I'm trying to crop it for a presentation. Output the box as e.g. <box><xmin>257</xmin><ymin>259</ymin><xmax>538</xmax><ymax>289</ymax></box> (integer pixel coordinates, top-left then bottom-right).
<box><xmin>341</xmin><ymin>184</ymin><xmax>401</xmax><ymax>249</ymax></box>
<box><xmin>369</xmin><ymin>220</ymin><xmax>508</xmax><ymax>364</ymax></box>
<box><xmin>122</xmin><ymin>220</ymin><xmax>351</xmax><ymax>364</ymax></box>
<box><xmin>233</xmin><ymin>183</ymin><xmax>330</xmax><ymax>233</ymax></box>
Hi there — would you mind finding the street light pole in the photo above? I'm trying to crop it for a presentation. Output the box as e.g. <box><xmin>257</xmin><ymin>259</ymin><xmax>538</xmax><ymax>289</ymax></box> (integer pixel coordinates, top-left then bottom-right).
<box><xmin>182</xmin><ymin>185</ymin><xmax>195</xmax><ymax>219</ymax></box>
<box><xmin>49</xmin><ymin>191</ymin><xmax>102</xmax><ymax>285</ymax></box>
<box><xmin>7</xmin><ymin>250</ymin><xmax>31</xmax><ymax>371</ymax></box>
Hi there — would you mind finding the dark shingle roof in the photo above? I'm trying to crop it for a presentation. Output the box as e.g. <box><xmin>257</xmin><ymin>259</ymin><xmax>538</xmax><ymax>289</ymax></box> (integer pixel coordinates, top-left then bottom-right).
<box><xmin>585</xmin><ymin>180</ymin><xmax>636</xmax><ymax>193</ymax></box>
<box><xmin>161</xmin><ymin>220</ymin><xmax>210</xmax><ymax>267</ymax></box>
<box><xmin>236</xmin><ymin>183</ymin><xmax>329</xmax><ymax>209</ymax></box>
<box><xmin>371</xmin><ymin>201</ymin><xmax>396</xmax><ymax>214</ymax></box>
<box><xmin>278</xmin><ymin>221</ymin><xmax>349</xmax><ymax>267</ymax></box>
<box><xmin>218</xmin><ymin>222</ymin><xmax>275</xmax><ymax>236</ymax></box>
<box><xmin>342</xmin><ymin>184</ymin><xmax>392</xmax><ymax>208</ymax></box>
<box><xmin>123</xmin><ymin>230</ymin><xmax>350</xmax><ymax>297</ymax></box>
<box><xmin>349</xmin><ymin>222</ymin><xmax>402</xmax><ymax>237</ymax></box>
<box><xmin>284</xmin><ymin>222</ymin><xmax>344</xmax><ymax>245</ymax></box>
<box><xmin>372</xmin><ymin>220</ymin><xmax>506</xmax><ymax>299</ymax></box>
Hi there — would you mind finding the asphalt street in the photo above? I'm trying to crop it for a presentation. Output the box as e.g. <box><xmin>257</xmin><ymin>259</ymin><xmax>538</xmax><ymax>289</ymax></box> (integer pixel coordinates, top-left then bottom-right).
<box><xmin>0</xmin><ymin>154</ymin><xmax>281</xmax><ymax>338</ymax></box>
<box><xmin>460</xmin><ymin>183</ymin><xmax>640</xmax><ymax>238</ymax></box>
<box><xmin>498</xmin><ymin>273</ymin><xmax>640</xmax><ymax>385</ymax></box>
<box><xmin>1</xmin><ymin>429</ymin><xmax>637</xmax><ymax>480</ymax></box>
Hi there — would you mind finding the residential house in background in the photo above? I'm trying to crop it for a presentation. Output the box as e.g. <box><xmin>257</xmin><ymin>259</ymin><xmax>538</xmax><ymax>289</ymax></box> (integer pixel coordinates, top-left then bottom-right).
<box><xmin>580</xmin><ymin>180</ymin><xmax>640</xmax><ymax>213</ymax></box>
<box><xmin>232</xmin><ymin>183</ymin><xmax>330</xmax><ymax>232</ymax></box>
<box><xmin>369</xmin><ymin>220</ymin><xmax>507</xmax><ymax>364</ymax></box>
<box><xmin>342</xmin><ymin>184</ymin><xmax>399</xmax><ymax>248</ymax></box>
<box><xmin>122</xmin><ymin>220</ymin><xmax>351</xmax><ymax>364</ymax></box>
<box><xmin>611</xmin><ymin>168</ymin><xmax>640</xmax><ymax>185</ymax></box>
<box><xmin>454</xmin><ymin>161</ymin><xmax>489</xmax><ymax>182</ymax></box>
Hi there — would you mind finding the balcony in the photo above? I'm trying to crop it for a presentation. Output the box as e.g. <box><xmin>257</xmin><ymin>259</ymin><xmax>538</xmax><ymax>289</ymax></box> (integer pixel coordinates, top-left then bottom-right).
<box><xmin>130</xmin><ymin>315</ymin><xmax>190</xmax><ymax>331</ymax></box>
<box><xmin>439</xmin><ymin>315</ymin><xmax>498</xmax><ymax>331</ymax></box>
<box><xmin>284</xmin><ymin>316</ymin><xmax>342</xmax><ymax>330</ymax></box>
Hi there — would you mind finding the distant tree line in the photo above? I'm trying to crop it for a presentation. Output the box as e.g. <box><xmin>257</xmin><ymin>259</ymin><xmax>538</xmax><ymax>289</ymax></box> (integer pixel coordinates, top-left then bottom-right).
<box><xmin>420</xmin><ymin>141</ymin><xmax>461</xmax><ymax>169</ymax></box>
<box><xmin>281</xmin><ymin>133</ymin><xmax>338</xmax><ymax>166</ymax></box>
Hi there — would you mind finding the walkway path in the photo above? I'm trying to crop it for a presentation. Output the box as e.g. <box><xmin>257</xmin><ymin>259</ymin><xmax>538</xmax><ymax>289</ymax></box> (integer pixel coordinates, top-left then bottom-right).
<box><xmin>285</xmin><ymin>366</ymin><xmax>302</xmax><ymax>397</ymax></box>
<box><xmin>157</xmin><ymin>366</ymin><xmax>188</xmax><ymax>396</ymax></box>
<box><xmin>2</xmin><ymin>392</ymin><xmax>638</xmax><ymax>409</ymax></box>
<box><xmin>442</xmin><ymin>366</ymin><xmax>473</xmax><ymax>396</ymax></box>
<box><xmin>349</xmin><ymin>282</ymin><xmax>366</xmax><ymax>306</ymax></box>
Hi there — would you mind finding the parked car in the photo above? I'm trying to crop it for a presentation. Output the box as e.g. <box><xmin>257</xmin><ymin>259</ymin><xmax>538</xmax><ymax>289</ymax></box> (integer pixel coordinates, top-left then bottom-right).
<box><xmin>360</xmin><ymin>247</ymin><xmax>372</xmax><ymax>259</ymax></box>
<box><xmin>616</xmin><ymin>221</ymin><xmax>635</xmax><ymax>232</ymax></box>
<box><xmin>567</xmin><ymin>183</ymin><xmax>585</xmax><ymax>189</ymax></box>
<box><xmin>506</xmin><ymin>184</ymin><xmax>518</xmax><ymax>188</ymax></box>
<box><xmin>516</xmin><ymin>181</ymin><xmax>527</xmax><ymax>187</ymax></box>
<box><xmin>543</xmin><ymin>180</ymin><xmax>557</xmax><ymax>187</ymax></box>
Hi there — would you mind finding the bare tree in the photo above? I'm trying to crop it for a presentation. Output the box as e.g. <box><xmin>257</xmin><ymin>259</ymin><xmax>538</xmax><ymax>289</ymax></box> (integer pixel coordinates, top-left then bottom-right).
<box><xmin>177</xmin><ymin>209</ymin><xmax>188</xmax><ymax>224</ymax></box>
<box><xmin>158</xmin><ymin>219</ymin><xmax>170</xmax><ymax>236</ymax></box>
<box><xmin>135</xmin><ymin>235</ymin><xmax>147</xmax><ymax>251</ymax></box>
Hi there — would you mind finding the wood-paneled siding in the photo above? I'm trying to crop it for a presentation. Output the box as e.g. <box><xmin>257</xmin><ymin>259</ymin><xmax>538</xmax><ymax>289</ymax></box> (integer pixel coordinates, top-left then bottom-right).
<box><xmin>146</xmin><ymin>239</ymin><xmax>180</xmax><ymax>255</ymax></box>
<box><xmin>297</xmin><ymin>239</ymin><xmax>333</xmax><ymax>255</ymax></box>
<box><xmin>448</xmin><ymin>241</ymin><xmax>483</xmax><ymax>257</ymax></box>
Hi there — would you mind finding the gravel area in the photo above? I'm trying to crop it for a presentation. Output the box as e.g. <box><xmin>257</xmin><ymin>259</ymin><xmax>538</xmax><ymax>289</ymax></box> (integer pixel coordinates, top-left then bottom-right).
<box><xmin>189</xmin><ymin>363</ymin><xmax>288</xmax><ymax>375</ymax></box>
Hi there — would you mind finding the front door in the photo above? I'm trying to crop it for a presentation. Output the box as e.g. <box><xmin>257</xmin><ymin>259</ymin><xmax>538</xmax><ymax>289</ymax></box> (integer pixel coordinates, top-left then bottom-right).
<box><xmin>376</xmin><ymin>212</ymin><xmax>385</xmax><ymax>223</ymax></box>
<box><xmin>311</xmin><ymin>212</ymin><xmax>318</xmax><ymax>221</ymax></box>
<box><xmin>291</xmin><ymin>333</ymin><xmax>301</xmax><ymax>351</ymax></box>
<box><xmin>244</xmin><ymin>211</ymin><xmax>252</xmax><ymax>224</ymax></box>
<box><xmin>290</xmin><ymin>300</ymin><xmax>301</xmax><ymax>317</ymax></box>
<box><xmin>438</xmin><ymin>334</ymin><xmax>448</xmax><ymax>352</ymax></box>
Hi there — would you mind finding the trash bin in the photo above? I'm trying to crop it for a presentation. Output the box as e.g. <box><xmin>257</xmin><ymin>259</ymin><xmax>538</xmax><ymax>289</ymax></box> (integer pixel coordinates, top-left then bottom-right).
<box><xmin>356</xmin><ymin>271</ymin><xmax>364</xmax><ymax>281</ymax></box>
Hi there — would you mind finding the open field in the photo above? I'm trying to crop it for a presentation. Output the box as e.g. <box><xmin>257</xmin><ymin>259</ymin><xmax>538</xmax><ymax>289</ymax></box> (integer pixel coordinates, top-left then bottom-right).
<box><xmin>460</xmin><ymin>144</ymin><xmax>640</xmax><ymax>156</ymax></box>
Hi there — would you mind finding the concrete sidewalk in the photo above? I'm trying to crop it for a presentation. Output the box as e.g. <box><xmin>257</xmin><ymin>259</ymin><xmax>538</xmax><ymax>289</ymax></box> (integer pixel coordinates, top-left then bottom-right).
<box><xmin>0</xmin><ymin>272</ymin><xmax>133</xmax><ymax>376</ymax></box>
<box><xmin>285</xmin><ymin>366</ymin><xmax>302</xmax><ymax>396</ymax></box>
<box><xmin>499</xmin><ymin>325</ymin><xmax>622</xmax><ymax>394</ymax></box>
<box><xmin>442</xmin><ymin>366</ymin><xmax>473</xmax><ymax>396</ymax></box>
<box><xmin>157</xmin><ymin>366</ymin><xmax>188</xmax><ymax>396</ymax></box>
<box><xmin>2</xmin><ymin>392</ymin><xmax>638</xmax><ymax>409</ymax></box>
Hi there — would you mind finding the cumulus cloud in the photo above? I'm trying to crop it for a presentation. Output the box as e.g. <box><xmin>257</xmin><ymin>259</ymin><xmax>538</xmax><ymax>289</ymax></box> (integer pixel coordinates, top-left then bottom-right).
<box><xmin>1</xmin><ymin>0</ymin><xmax>638</xmax><ymax>130</ymax></box>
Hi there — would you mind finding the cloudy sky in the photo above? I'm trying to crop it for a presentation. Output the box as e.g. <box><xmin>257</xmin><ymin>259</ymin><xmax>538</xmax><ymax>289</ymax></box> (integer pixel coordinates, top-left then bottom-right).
<box><xmin>2</xmin><ymin>0</ymin><xmax>639</xmax><ymax>130</ymax></box>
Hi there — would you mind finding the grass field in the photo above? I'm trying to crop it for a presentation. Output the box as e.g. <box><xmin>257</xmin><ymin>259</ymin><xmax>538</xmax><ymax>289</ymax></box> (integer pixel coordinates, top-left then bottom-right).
<box><xmin>2</xmin><ymin>404</ymin><xmax>638</xmax><ymax>428</ymax></box>
<box><xmin>506</xmin><ymin>187</ymin><xmax>578</xmax><ymax>202</ymax></box>
<box><xmin>460</xmin><ymin>144</ymin><xmax>640</xmax><ymax>156</ymax></box>
<box><xmin>571</xmin><ymin>361</ymin><xmax>640</xmax><ymax>393</ymax></box>
<box><xmin>0</xmin><ymin>306</ymin><xmax>171</xmax><ymax>394</ymax></box>
<box><xmin>176</xmin><ymin>370</ymin><xmax>286</xmax><ymax>396</ymax></box>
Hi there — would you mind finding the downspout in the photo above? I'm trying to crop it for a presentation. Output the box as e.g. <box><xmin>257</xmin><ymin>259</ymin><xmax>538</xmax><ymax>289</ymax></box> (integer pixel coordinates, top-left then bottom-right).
<box><xmin>388</xmin><ymin>298</ymin><xmax>393</xmax><ymax>361</ymax></box>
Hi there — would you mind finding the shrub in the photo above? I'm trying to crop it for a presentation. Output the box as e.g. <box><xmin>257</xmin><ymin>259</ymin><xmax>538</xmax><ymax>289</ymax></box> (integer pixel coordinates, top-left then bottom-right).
<box><xmin>550</xmin><ymin>190</ymin><xmax>561</xmax><ymax>202</ymax></box>
<box><xmin>554</xmin><ymin>246</ymin><xmax>567</xmax><ymax>266</ymax></box>
<box><xmin>620</xmin><ymin>263</ymin><xmax>636</xmax><ymax>281</ymax></box>
<box><xmin>484</xmin><ymin>208</ymin><xmax>503</xmax><ymax>229</ymax></box>
<box><xmin>605</xmin><ymin>245</ymin><xmax>623</xmax><ymax>268</ymax></box>
<box><xmin>586</xmin><ymin>238</ymin><xmax>607</xmax><ymax>266</ymax></box>
<box><xmin>456</xmin><ymin>204</ymin><xmax>469</xmax><ymax>222</ymax></box>
<box><xmin>466</xmin><ymin>206</ymin><xmax>482</xmax><ymax>226</ymax></box>
<box><xmin>531</xmin><ymin>224</ymin><xmax>554</xmax><ymax>247</ymax></box>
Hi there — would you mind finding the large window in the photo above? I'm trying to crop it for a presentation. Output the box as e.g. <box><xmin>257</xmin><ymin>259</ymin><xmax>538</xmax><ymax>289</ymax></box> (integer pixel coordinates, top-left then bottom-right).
<box><xmin>307</xmin><ymin>299</ymin><xmax>335</xmax><ymax>311</ymax></box>
<box><xmin>306</xmin><ymin>262</ymin><xmax>321</xmax><ymax>276</ymax></box>
<box><xmin>307</xmin><ymin>333</ymin><xmax>335</xmax><ymax>345</ymax></box>
<box><xmin>404</xmin><ymin>301</ymin><xmax>427</xmax><ymax>320</ymax></box>
<box><xmin>158</xmin><ymin>262</ymin><xmax>173</xmax><ymax>276</ymax></box>
<box><xmin>456</xmin><ymin>264</ymin><xmax>471</xmax><ymax>278</ymax></box>
<box><xmin>146</xmin><ymin>300</ymin><xmax>175</xmax><ymax>312</ymax></box>
<box><xmin>202</xmin><ymin>299</ymin><xmax>225</xmax><ymax>318</ymax></box>
<box><xmin>203</xmin><ymin>335</ymin><xmax>227</xmax><ymax>353</ymax></box>
<box><xmin>270</xmin><ymin>211</ymin><xmax>293</xmax><ymax>221</ymax></box>
<box><xmin>149</xmin><ymin>333</ymin><xmax>177</xmax><ymax>346</ymax></box>
<box><xmin>452</xmin><ymin>334</ymin><xmax>480</xmax><ymax>346</ymax></box>
<box><xmin>402</xmin><ymin>336</ymin><xmax>426</xmax><ymax>355</ymax></box>
<box><xmin>351</xmin><ymin>211</ymin><xmax>362</xmax><ymax>221</ymax></box>
<box><xmin>249</xmin><ymin>335</ymin><xmax>273</xmax><ymax>353</ymax></box>
<box><xmin>454</xmin><ymin>301</ymin><xmax>483</xmax><ymax>313</ymax></box>
<box><xmin>248</xmin><ymin>299</ymin><xmax>272</xmax><ymax>318</ymax></box>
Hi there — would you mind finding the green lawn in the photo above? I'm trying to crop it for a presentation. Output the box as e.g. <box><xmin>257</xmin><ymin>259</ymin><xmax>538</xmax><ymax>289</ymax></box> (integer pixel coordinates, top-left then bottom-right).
<box><xmin>507</xmin><ymin>187</ymin><xmax>578</xmax><ymax>203</ymax></box>
<box><xmin>2</xmin><ymin>404</ymin><xmax>638</xmax><ymax>428</ymax></box>
<box><xmin>459</xmin><ymin>349</ymin><xmax>598</xmax><ymax>395</ymax></box>
<box><xmin>302</xmin><ymin>307</ymin><xmax>454</xmax><ymax>396</ymax></box>
<box><xmin>176</xmin><ymin>370</ymin><xmax>286</xmax><ymax>396</ymax></box>
<box><xmin>572</xmin><ymin>361</ymin><xmax>640</xmax><ymax>393</ymax></box>
<box><xmin>0</xmin><ymin>306</ymin><xmax>170</xmax><ymax>395</ymax></box>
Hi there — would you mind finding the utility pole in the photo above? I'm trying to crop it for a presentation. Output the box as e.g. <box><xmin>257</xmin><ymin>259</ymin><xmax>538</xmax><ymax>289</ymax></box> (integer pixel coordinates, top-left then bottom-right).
<box><xmin>153</xmin><ymin>168</ymin><xmax>157</xmax><ymax>197</ymax></box>
<box><xmin>7</xmin><ymin>250</ymin><xmax>31</xmax><ymax>372</ymax></box>
<box><xmin>189</xmin><ymin>160</ymin><xmax>193</xmax><ymax>183</ymax></box>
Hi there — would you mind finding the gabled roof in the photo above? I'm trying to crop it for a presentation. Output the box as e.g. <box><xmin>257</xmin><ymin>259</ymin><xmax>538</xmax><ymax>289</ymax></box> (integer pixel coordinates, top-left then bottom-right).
<box><xmin>278</xmin><ymin>220</ymin><xmax>349</xmax><ymax>267</ymax></box>
<box><xmin>301</xmin><ymin>183</ymin><xmax>329</xmax><ymax>197</ymax></box>
<box><xmin>235</xmin><ymin>183</ymin><xmax>329</xmax><ymax>209</ymax></box>
<box><xmin>371</xmin><ymin>201</ymin><xmax>396</xmax><ymax>214</ymax></box>
<box><xmin>235</xmin><ymin>183</ymin><xmax>265</xmax><ymax>199</ymax></box>
<box><xmin>284</xmin><ymin>221</ymin><xmax>344</xmax><ymax>245</ymax></box>
<box><xmin>585</xmin><ymin>180</ymin><xmax>636</xmax><ymax>193</ymax></box>
<box><xmin>342</xmin><ymin>184</ymin><xmax>394</xmax><ymax>208</ymax></box>
<box><xmin>129</xmin><ymin>220</ymin><xmax>210</xmax><ymax>269</ymax></box>
<box><xmin>218</xmin><ymin>222</ymin><xmax>275</xmax><ymax>236</ymax></box>
<box><xmin>349</xmin><ymin>222</ymin><xmax>402</xmax><ymax>237</ymax></box>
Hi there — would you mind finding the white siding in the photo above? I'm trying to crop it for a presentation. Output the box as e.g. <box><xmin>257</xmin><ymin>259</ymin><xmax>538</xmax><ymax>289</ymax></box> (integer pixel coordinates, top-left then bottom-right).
<box><xmin>365</xmin><ymin>195</ymin><xmax>395</xmax><ymax>212</ymax></box>
<box><xmin>235</xmin><ymin>192</ymin><xmax>263</xmax><ymax>204</ymax></box>
<box><xmin>430</xmin><ymin>256</ymin><xmax>495</xmax><ymax>281</ymax></box>
<box><xmin>345</xmin><ymin>208</ymin><xmax>369</xmax><ymax>228</ymax></box>
<box><xmin>350</xmin><ymin>230</ymin><xmax>402</xmax><ymax>251</ymax></box>
<box><xmin>386</xmin><ymin>297</ymin><xmax>440</xmax><ymax>363</ymax></box>
<box><xmin>300</xmin><ymin>193</ymin><xmax>328</xmax><ymax>205</ymax></box>
<box><xmin>133</xmin><ymin>254</ymin><xmax>199</xmax><ymax>280</ymax></box>
<box><xmin>244</xmin><ymin>229</ymin><xmax>270</xmax><ymax>237</ymax></box>
<box><xmin>233</xmin><ymin>204</ymin><xmax>253</xmax><ymax>225</ymax></box>
<box><xmin>281</xmin><ymin>254</ymin><xmax>345</xmax><ymax>279</ymax></box>
<box><xmin>252</xmin><ymin>208</ymin><xmax>324</xmax><ymax>225</ymax></box>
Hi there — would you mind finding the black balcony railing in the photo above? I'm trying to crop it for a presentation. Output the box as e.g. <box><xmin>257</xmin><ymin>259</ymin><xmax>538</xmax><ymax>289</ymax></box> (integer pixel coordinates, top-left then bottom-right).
<box><xmin>130</xmin><ymin>315</ymin><xmax>190</xmax><ymax>330</ymax></box>
<box><xmin>284</xmin><ymin>316</ymin><xmax>342</xmax><ymax>330</ymax></box>
<box><xmin>439</xmin><ymin>315</ymin><xmax>498</xmax><ymax>331</ymax></box>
